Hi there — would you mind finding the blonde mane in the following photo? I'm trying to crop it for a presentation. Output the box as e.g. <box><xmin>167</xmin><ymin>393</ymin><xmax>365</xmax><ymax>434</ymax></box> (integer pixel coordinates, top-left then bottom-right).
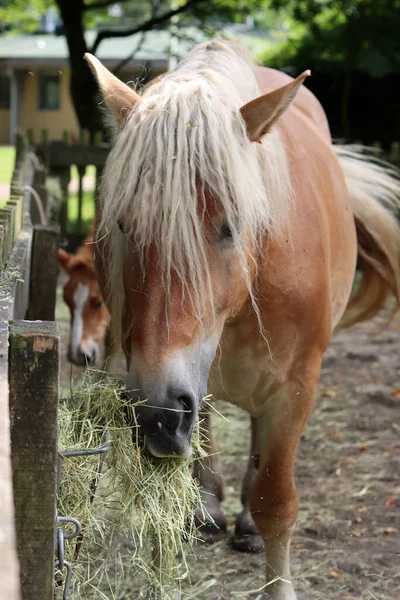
<box><xmin>98</xmin><ymin>39</ymin><xmax>292</xmax><ymax>339</ymax></box>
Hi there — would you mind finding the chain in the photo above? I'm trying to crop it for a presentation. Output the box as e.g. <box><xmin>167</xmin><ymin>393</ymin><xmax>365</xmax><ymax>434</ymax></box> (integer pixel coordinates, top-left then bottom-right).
<box><xmin>55</xmin><ymin>433</ymin><xmax>110</xmax><ymax>599</ymax></box>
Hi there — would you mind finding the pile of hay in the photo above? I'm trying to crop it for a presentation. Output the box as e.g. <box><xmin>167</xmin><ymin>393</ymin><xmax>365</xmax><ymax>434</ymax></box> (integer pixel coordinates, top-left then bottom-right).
<box><xmin>58</xmin><ymin>372</ymin><xmax>206</xmax><ymax>598</ymax></box>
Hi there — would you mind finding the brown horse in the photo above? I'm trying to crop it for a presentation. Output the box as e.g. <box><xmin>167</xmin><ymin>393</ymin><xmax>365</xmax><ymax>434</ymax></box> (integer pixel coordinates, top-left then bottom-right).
<box><xmin>85</xmin><ymin>40</ymin><xmax>400</xmax><ymax>599</ymax></box>
<box><xmin>58</xmin><ymin>224</ymin><xmax>110</xmax><ymax>366</ymax></box>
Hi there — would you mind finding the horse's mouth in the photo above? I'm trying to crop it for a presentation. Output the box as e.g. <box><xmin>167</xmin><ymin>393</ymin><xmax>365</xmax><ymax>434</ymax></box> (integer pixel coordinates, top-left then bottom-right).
<box><xmin>67</xmin><ymin>347</ymin><xmax>97</xmax><ymax>367</ymax></box>
<box><xmin>145</xmin><ymin>436</ymin><xmax>193</xmax><ymax>459</ymax></box>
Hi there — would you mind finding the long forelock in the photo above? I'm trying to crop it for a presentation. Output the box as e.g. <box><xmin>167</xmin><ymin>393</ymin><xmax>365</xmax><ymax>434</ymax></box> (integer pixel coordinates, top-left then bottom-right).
<box><xmin>98</xmin><ymin>39</ymin><xmax>292</xmax><ymax>339</ymax></box>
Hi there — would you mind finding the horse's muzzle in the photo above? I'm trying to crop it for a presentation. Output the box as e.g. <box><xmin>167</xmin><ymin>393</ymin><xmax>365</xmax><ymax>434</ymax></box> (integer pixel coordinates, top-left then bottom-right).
<box><xmin>67</xmin><ymin>347</ymin><xmax>96</xmax><ymax>367</ymax></box>
<box><xmin>128</xmin><ymin>387</ymin><xmax>197</xmax><ymax>458</ymax></box>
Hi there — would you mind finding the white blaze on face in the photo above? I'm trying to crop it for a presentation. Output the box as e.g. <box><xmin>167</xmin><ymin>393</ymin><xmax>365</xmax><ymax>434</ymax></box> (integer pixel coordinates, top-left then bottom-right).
<box><xmin>70</xmin><ymin>283</ymin><xmax>89</xmax><ymax>360</ymax></box>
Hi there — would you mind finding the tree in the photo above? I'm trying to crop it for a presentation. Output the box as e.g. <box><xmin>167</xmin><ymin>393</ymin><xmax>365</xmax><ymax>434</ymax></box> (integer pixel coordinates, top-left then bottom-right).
<box><xmin>1</xmin><ymin>0</ymin><xmax>272</xmax><ymax>134</ymax></box>
<box><xmin>265</xmin><ymin>0</ymin><xmax>400</xmax><ymax>137</ymax></box>
<box><xmin>268</xmin><ymin>0</ymin><xmax>399</xmax><ymax>73</ymax></box>
<box><xmin>57</xmin><ymin>0</ymin><xmax>212</xmax><ymax>133</ymax></box>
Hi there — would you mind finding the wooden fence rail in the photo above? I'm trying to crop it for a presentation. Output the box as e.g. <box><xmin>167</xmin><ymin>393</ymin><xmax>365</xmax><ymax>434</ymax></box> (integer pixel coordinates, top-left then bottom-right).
<box><xmin>32</xmin><ymin>130</ymin><xmax>399</xmax><ymax>250</ymax></box>
<box><xmin>35</xmin><ymin>134</ymin><xmax>109</xmax><ymax>247</ymax></box>
<box><xmin>0</xmin><ymin>135</ymin><xmax>60</xmax><ymax>600</ymax></box>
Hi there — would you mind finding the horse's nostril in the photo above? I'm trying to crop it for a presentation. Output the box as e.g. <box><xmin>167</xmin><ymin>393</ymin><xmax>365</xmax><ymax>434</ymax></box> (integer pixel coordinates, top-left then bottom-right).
<box><xmin>160</xmin><ymin>392</ymin><xmax>195</xmax><ymax>434</ymax></box>
<box><xmin>131</xmin><ymin>388</ymin><xmax>197</xmax><ymax>457</ymax></box>
<box><xmin>75</xmin><ymin>350</ymin><xmax>95</xmax><ymax>366</ymax></box>
<box><xmin>178</xmin><ymin>395</ymin><xmax>193</xmax><ymax>412</ymax></box>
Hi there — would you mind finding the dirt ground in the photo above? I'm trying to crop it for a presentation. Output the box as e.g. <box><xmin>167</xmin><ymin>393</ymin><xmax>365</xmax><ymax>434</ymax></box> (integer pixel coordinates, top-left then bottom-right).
<box><xmin>57</xmin><ymin>289</ymin><xmax>399</xmax><ymax>600</ymax></box>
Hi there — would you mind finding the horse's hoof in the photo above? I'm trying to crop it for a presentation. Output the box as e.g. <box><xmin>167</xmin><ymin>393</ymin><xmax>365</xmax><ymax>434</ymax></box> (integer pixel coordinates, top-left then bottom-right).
<box><xmin>231</xmin><ymin>530</ymin><xmax>264</xmax><ymax>553</ymax></box>
<box><xmin>195</xmin><ymin>508</ymin><xmax>227</xmax><ymax>543</ymax></box>
<box><xmin>195</xmin><ymin>491</ymin><xmax>228</xmax><ymax>544</ymax></box>
<box><xmin>197</xmin><ymin>519</ymin><xmax>227</xmax><ymax>544</ymax></box>
<box><xmin>195</xmin><ymin>502</ymin><xmax>227</xmax><ymax>544</ymax></box>
<box><xmin>232</xmin><ymin>513</ymin><xmax>264</xmax><ymax>553</ymax></box>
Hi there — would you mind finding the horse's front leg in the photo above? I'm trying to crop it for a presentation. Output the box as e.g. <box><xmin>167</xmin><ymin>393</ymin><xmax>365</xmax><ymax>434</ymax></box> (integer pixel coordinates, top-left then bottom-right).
<box><xmin>192</xmin><ymin>406</ymin><xmax>227</xmax><ymax>542</ymax></box>
<box><xmin>251</xmin><ymin>363</ymin><xmax>319</xmax><ymax>600</ymax></box>
<box><xmin>233</xmin><ymin>417</ymin><xmax>264</xmax><ymax>553</ymax></box>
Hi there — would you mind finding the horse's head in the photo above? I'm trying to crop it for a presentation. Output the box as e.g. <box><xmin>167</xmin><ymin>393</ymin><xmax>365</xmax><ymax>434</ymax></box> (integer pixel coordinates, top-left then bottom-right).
<box><xmin>59</xmin><ymin>247</ymin><xmax>110</xmax><ymax>366</ymax></box>
<box><xmin>86</xmin><ymin>44</ymin><xmax>308</xmax><ymax>457</ymax></box>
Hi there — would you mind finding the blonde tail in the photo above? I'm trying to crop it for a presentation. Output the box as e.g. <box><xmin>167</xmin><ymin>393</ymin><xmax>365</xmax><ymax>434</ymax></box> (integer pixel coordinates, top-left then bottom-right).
<box><xmin>335</xmin><ymin>145</ymin><xmax>400</xmax><ymax>327</ymax></box>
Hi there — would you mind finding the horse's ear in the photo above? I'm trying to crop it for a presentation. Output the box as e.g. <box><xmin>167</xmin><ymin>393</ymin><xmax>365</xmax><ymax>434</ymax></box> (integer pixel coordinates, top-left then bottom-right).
<box><xmin>84</xmin><ymin>53</ymin><xmax>141</xmax><ymax>128</ymax></box>
<box><xmin>58</xmin><ymin>248</ymin><xmax>71</xmax><ymax>272</ymax></box>
<box><xmin>240</xmin><ymin>70</ymin><xmax>311</xmax><ymax>142</ymax></box>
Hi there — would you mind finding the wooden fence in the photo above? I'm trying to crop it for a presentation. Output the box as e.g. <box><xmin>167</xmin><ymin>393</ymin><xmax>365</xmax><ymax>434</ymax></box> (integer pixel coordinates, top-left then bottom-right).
<box><xmin>1</xmin><ymin>131</ymin><xmax>399</xmax><ymax>599</ymax></box>
<box><xmin>0</xmin><ymin>136</ymin><xmax>60</xmax><ymax>600</ymax></box>
<box><xmin>33</xmin><ymin>131</ymin><xmax>109</xmax><ymax>250</ymax></box>
<box><xmin>32</xmin><ymin>130</ymin><xmax>400</xmax><ymax>251</ymax></box>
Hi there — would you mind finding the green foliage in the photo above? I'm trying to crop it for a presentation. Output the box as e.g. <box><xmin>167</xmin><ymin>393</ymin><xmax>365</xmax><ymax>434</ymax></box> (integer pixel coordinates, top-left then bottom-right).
<box><xmin>264</xmin><ymin>0</ymin><xmax>400</xmax><ymax>77</ymax></box>
<box><xmin>83</xmin><ymin>0</ymin><xmax>154</xmax><ymax>30</ymax></box>
<box><xmin>0</xmin><ymin>0</ymin><xmax>284</xmax><ymax>35</ymax></box>
<box><xmin>189</xmin><ymin>0</ymin><xmax>269</xmax><ymax>23</ymax></box>
<box><xmin>83</xmin><ymin>0</ymin><xmax>279</xmax><ymax>31</ymax></box>
<box><xmin>0</xmin><ymin>0</ymin><xmax>53</xmax><ymax>33</ymax></box>
<box><xmin>0</xmin><ymin>146</ymin><xmax>15</xmax><ymax>185</ymax></box>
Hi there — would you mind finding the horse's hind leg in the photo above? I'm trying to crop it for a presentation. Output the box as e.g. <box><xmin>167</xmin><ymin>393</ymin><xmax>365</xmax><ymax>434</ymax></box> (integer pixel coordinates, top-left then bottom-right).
<box><xmin>232</xmin><ymin>417</ymin><xmax>264</xmax><ymax>553</ymax></box>
<box><xmin>192</xmin><ymin>406</ymin><xmax>227</xmax><ymax>542</ymax></box>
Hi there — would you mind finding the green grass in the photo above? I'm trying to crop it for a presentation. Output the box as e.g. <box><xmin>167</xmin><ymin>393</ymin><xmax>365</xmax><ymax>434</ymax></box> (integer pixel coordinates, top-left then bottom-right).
<box><xmin>0</xmin><ymin>146</ymin><xmax>15</xmax><ymax>185</ymax></box>
<box><xmin>0</xmin><ymin>148</ymin><xmax>97</xmax><ymax>187</ymax></box>
<box><xmin>68</xmin><ymin>190</ymin><xmax>96</xmax><ymax>233</ymax></box>
<box><xmin>71</xmin><ymin>164</ymin><xmax>96</xmax><ymax>180</ymax></box>
<box><xmin>68</xmin><ymin>166</ymin><xmax>96</xmax><ymax>232</ymax></box>
<box><xmin>0</xmin><ymin>145</ymin><xmax>97</xmax><ymax>229</ymax></box>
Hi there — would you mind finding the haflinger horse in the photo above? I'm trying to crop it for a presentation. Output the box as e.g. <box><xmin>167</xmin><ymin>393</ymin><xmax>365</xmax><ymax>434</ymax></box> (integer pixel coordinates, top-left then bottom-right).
<box><xmin>59</xmin><ymin>223</ymin><xmax>111</xmax><ymax>366</ymax></box>
<box><xmin>85</xmin><ymin>40</ymin><xmax>400</xmax><ymax>599</ymax></box>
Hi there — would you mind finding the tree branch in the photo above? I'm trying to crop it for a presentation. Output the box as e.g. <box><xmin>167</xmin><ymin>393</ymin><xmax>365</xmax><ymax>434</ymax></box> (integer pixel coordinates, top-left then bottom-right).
<box><xmin>83</xmin><ymin>0</ymin><xmax>132</xmax><ymax>10</ymax></box>
<box><xmin>113</xmin><ymin>31</ymin><xmax>146</xmax><ymax>77</ymax></box>
<box><xmin>90</xmin><ymin>0</ymin><xmax>204</xmax><ymax>54</ymax></box>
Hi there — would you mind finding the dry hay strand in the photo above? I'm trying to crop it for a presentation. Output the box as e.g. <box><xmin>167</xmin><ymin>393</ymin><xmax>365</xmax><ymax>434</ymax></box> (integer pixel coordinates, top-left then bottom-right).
<box><xmin>58</xmin><ymin>371</ymin><xmax>208</xmax><ymax>599</ymax></box>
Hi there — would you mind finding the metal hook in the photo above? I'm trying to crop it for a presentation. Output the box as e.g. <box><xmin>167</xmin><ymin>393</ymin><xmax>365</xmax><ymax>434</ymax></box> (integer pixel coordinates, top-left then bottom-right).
<box><xmin>58</xmin><ymin>515</ymin><xmax>82</xmax><ymax>540</ymax></box>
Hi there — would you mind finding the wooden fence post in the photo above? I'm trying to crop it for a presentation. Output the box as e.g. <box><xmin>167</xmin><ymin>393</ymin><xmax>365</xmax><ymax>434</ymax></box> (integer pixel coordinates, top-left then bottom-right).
<box><xmin>30</xmin><ymin>167</ymin><xmax>49</xmax><ymax>226</ymax></box>
<box><xmin>390</xmin><ymin>141</ymin><xmax>399</xmax><ymax>167</ymax></box>
<box><xmin>14</xmin><ymin>134</ymin><xmax>26</xmax><ymax>168</ymax></box>
<box><xmin>0</xmin><ymin>141</ymin><xmax>33</xmax><ymax>600</ymax></box>
<box><xmin>0</xmin><ymin>215</ymin><xmax>10</xmax><ymax>265</ymax></box>
<box><xmin>26</xmin><ymin>225</ymin><xmax>60</xmax><ymax>321</ymax></box>
<box><xmin>77</xmin><ymin>165</ymin><xmax>86</xmax><ymax>235</ymax></box>
<box><xmin>59</xmin><ymin>167</ymin><xmax>71</xmax><ymax>239</ymax></box>
<box><xmin>0</xmin><ymin>225</ymin><xmax>3</xmax><ymax>270</ymax></box>
<box><xmin>9</xmin><ymin>321</ymin><xmax>59</xmax><ymax>600</ymax></box>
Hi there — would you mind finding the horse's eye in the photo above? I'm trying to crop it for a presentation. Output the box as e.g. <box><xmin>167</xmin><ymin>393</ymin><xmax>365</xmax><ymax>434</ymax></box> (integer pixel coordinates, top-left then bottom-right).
<box><xmin>118</xmin><ymin>220</ymin><xmax>124</xmax><ymax>233</ymax></box>
<box><xmin>94</xmin><ymin>299</ymin><xmax>103</xmax><ymax>309</ymax></box>
<box><xmin>220</xmin><ymin>224</ymin><xmax>233</xmax><ymax>242</ymax></box>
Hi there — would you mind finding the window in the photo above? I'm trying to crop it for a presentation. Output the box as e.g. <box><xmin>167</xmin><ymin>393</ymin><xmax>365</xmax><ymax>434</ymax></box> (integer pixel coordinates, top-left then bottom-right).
<box><xmin>39</xmin><ymin>75</ymin><xmax>60</xmax><ymax>110</ymax></box>
<box><xmin>0</xmin><ymin>75</ymin><xmax>10</xmax><ymax>109</ymax></box>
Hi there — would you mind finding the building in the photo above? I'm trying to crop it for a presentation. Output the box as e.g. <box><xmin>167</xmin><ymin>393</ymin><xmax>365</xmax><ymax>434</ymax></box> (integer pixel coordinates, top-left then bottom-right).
<box><xmin>0</xmin><ymin>28</ymin><xmax>204</xmax><ymax>144</ymax></box>
<box><xmin>0</xmin><ymin>21</ymin><xmax>276</xmax><ymax>145</ymax></box>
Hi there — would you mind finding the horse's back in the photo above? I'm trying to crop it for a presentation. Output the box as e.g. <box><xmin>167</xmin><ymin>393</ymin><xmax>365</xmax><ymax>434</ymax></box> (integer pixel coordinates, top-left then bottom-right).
<box><xmin>212</xmin><ymin>67</ymin><xmax>358</xmax><ymax>411</ymax></box>
<box><xmin>255</xmin><ymin>66</ymin><xmax>357</xmax><ymax>329</ymax></box>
